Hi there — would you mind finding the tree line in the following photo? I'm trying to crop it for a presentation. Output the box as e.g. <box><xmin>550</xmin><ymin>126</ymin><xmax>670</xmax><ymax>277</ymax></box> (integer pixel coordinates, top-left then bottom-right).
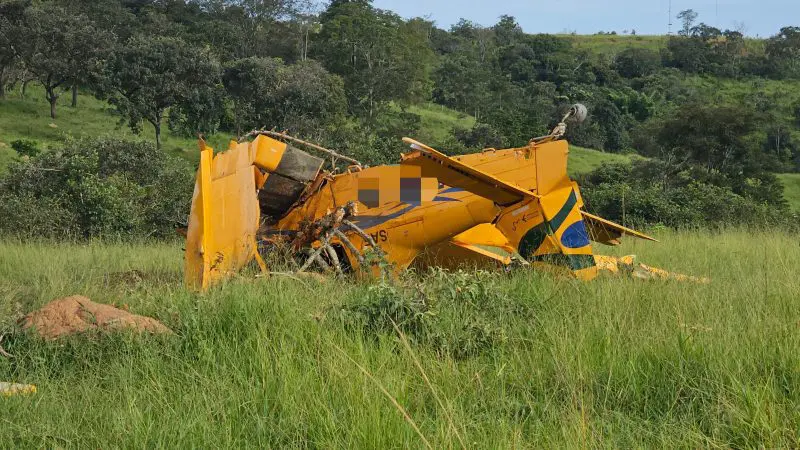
<box><xmin>0</xmin><ymin>0</ymin><xmax>798</xmax><ymax>235</ymax></box>
<box><xmin>1</xmin><ymin>1</ymin><xmax>798</xmax><ymax>154</ymax></box>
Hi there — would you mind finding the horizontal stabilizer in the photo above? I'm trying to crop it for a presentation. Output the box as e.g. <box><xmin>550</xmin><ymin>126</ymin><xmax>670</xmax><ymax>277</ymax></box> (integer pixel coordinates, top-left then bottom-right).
<box><xmin>581</xmin><ymin>211</ymin><xmax>658</xmax><ymax>244</ymax></box>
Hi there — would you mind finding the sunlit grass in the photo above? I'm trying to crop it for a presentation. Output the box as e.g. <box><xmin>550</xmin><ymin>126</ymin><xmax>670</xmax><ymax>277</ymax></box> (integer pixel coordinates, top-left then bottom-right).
<box><xmin>777</xmin><ymin>173</ymin><xmax>800</xmax><ymax>212</ymax></box>
<box><xmin>406</xmin><ymin>102</ymin><xmax>476</xmax><ymax>145</ymax></box>
<box><xmin>1</xmin><ymin>229</ymin><xmax>798</xmax><ymax>447</ymax></box>
<box><xmin>568</xmin><ymin>145</ymin><xmax>637</xmax><ymax>175</ymax></box>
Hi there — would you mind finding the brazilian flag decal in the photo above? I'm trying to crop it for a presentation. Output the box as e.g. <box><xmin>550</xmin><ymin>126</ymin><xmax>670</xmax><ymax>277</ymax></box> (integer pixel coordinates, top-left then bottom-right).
<box><xmin>517</xmin><ymin>188</ymin><xmax>595</xmax><ymax>271</ymax></box>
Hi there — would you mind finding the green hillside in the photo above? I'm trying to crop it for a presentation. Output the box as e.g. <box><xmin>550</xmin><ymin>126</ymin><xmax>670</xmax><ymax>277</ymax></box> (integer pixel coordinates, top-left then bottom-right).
<box><xmin>778</xmin><ymin>173</ymin><xmax>800</xmax><ymax>212</ymax></box>
<box><xmin>568</xmin><ymin>146</ymin><xmax>636</xmax><ymax>175</ymax></box>
<box><xmin>0</xmin><ymin>93</ymin><xmax>627</xmax><ymax>175</ymax></box>
<box><xmin>563</xmin><ymin>34</ymin><xmax>666</xmax><ymax>56</ymax></box>
<box><xmin>406</xmin><ymin>102</ymin><xmax>475</xmax><ymax>144</ymax></box>
<box><xmin>4</xmin><ymin>89</ymin><xmax>795</xmax><ymax>211</ymax></box>
<box><xmin>0</xmin><ymin>87</ymin><xmax>234</xmax><ymax>172</ymax></box>
<box><xmin>563</xmin><ymin>33</ymin><xmax>766</xmax><ymax>58</ymax></box>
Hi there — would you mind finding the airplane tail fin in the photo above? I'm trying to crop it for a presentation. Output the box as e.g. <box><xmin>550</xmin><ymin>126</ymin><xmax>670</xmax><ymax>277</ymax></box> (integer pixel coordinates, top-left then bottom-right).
<box><xmin>495</xmin><ymin>185</ymin><xmax>598</xmax><ymax>280</ymax></box>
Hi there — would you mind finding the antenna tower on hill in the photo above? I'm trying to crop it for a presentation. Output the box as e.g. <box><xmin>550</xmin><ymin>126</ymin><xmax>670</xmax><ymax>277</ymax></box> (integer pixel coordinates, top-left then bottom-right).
<box><xmin>668</xmin><ymin>0</ymin><xmax>673</xmax><ymax>35</ymax></box>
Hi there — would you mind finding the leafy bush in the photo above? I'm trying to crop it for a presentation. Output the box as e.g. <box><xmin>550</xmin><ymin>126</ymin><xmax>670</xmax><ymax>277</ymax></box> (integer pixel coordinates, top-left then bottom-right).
<box><xmin>330</xmin><ymin>269</ymin><xmax>516</xmax><ymax>359</ymax></box>
<box><xmin>454</xmin><ymin>122</ymin><xmax>505</xmax><ymax>150</ymax></box>
<box><xmin>222</xmin><ymin>57</ymin><xmax>348</xmax><ymax>137</ymax></box>
<box><xmin>613</xmin><ymin>48</ymin><xmax>662</xmax><ymax>79</ymax></box>
<box><xmin>10</xmin><ymin>139</ymin><xmax>40</xmax><ymax>157</ymax></box>
<box><xmin>0</xmin><ymin>138</ymin><xmax>194</xmax><ymax>239</ymax></box>
<box><xmin>579</xmin><ymin>160</ymin><xmax>794</xmax><ymax>229</ymax></box>
<box><xmin>331</xmin><ymin>282</ymin><xmax>432</xmax><ymax>337</ymax></box>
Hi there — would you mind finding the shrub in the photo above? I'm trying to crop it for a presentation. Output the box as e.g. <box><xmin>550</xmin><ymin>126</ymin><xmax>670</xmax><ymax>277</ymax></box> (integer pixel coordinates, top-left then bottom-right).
<box><xmin>579</xmin><ymin>160</ymin><xmax>795</xmax><ymax>229</ymax></box>
<box><xmin>330</xmin><ymin>269</ymin><xmax>515</xmax><ymax>359</ymax></box>
<box><xmin>0</xmin><ymin>138</ymin><xmax>194</xmax><ymax>239</ymax></box>
<box><xmin>454</xmin><ymin>122</ymin><xmax>505</xmax><ymax>150</ymax></box>
<box><xmin>10</xmin><ymin>139</ymin><xmax>40</xmax><ymax>157</ymax></box>
<box><xmin>613</xmin><ymin>48</ymin><xmax>662</xmax><ymax>79</ymax></box>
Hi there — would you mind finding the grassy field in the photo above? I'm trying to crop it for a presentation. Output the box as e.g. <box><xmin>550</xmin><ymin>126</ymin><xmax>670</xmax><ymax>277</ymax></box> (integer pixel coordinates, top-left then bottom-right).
<box><xmin>563</xmin><ymin>34</ymin><xmax>766</xmax><ymax>59</ymax></box>
<box><xmin>562</xmin><ymin>34</ymin><xmax>667</xmax><ymax>57</ymax></box>
<box><xmin>568</xmin><ymin>145</ymin><xmax>636</xmax><ymax>175</ymax></box>
<box><xmin>407</xmin><ymin>102</ymin><xmax>476</xmax><ymax>145</ymax></box>
<box><xmin>0</xmin><ymin>230</ymin><xmax>798</xmax><ymax>447</ymax></box>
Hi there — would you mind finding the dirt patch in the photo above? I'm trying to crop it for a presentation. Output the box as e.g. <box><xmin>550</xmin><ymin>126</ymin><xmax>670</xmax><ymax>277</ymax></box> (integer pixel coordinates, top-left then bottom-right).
<box><xmin>20</xmin><ymin>295</ymin><xmax>172</xmax><ymax>340</ymax></box>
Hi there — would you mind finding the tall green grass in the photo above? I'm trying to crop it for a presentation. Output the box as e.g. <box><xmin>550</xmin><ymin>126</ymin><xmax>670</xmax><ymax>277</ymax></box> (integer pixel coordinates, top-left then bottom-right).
<box><xmin>778</xmin><ymin>173</ymin><xmax>800</xmax><ymax>212</ymax></box>
<box><xmin>1</xmin><ymin>230</ymin><xmax>798</xmax><ymax>447</ymax></box>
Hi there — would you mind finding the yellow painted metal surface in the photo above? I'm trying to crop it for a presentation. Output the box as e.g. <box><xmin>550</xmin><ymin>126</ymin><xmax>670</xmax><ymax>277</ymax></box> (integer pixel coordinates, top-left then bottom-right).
<box><xmin>582</xmin><ymin>211</ymin><xmax>658</xmax><ymax>244</ymax></box>
<box><xmin>252</xmin><ymin>135</ymin><xmax>287</xmax><ymax>172</ymax></box>
<box><xmin>401</xmin><ymin>138</ymin><xmax>532</xmax><ymax>205</ymax></box>
<box><xmin>0</xmin><ymin>382</ymin><xmax>36</xmax><ymax>396</ymax></box>
<box><xmin>451</xmin><ymin>224</ymin><xmax>515</xmax><ymax>254</ymax></box>
<box><xmin>185</xmin><ymin>139</ymin><xmax>269</xmax><ymax>290</ymax></box>
<box><xmin>534</xmin><ymin>139</ymin><xmax>571</xmax><ymax>195</ymax></box>
<box><xmin>595</xmin><ymin>255</ymin><xmax>709</xmax><ymax>283</ymax></box>
<box><xmin>185</xmin><ymin>131</ymin><xmax>671</xmax><ymax>289</ymax></box>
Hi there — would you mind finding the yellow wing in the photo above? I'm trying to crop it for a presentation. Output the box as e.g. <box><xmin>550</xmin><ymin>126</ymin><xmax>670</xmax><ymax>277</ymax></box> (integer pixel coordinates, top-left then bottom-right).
<box><xmin>401</xmin><ymin>138</ymin><xmax>535</xmax><ymax>206</ymax></box>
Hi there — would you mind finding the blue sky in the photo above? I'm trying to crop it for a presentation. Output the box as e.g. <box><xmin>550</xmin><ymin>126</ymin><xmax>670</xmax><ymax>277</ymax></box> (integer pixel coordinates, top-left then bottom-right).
<box><xmin>371</xmin><ymin>0</ymin><xmax>796</xmax><ymax>37</ymax></box>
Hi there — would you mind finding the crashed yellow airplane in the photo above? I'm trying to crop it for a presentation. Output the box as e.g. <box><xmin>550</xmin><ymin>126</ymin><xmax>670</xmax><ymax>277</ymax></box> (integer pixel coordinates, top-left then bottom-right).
<box><xmin>185</xmin><ymin>104</ymin><xmax>704</xmax><ymax>290</ymax></box>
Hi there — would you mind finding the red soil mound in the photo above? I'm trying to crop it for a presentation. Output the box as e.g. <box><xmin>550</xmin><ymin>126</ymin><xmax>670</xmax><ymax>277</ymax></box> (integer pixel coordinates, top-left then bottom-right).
<box><xmin>21</xmin><ymin>295</ymin><xmax>171</xmax><ymax>340</ymax></box>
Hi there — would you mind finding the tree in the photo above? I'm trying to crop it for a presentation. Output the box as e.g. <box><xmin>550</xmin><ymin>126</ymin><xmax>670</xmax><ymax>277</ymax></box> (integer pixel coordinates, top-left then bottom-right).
<box><xmin>497</xmin><ymin>34</ymin><xmax>574</xmax><ymax>84</ymax></box>
<box><xmin>0</xmin><ymin>0</ymin><xmax>28</xmax><ymax>100</ymax></box>
<box><xmin>493</xmin><ymin>15</ymin><xmax>523</xmax><ymax>47</ymax></box>
<box><xmin>432</xmin><ymin>53</ymin><xmax>492</xmax><ymax>119</ymax></box>
<box><xmin>665</xmin><ymin>23</ymin><xmax>745</xmax><ymax>76</ymax></box>
<box><xmin>222</xmin><ymin>57</ymin><xmax>284</xmax><ymax>136</ymax></box>
<box><xmin>227</xmin><ymin>0</ymin><xmax>304</xmax><ymax>20</ymax></box>
<box><xmin>482</xmin><ymin>80</ymin><xmax>557</xmax><ymax>146</ymax></box>
<box><xmin>17</xmin><ymin>2</ymin><xmax>112</xmax><ymax>118</ymax></box>
<box><xmin>222</xmin><ymin>57</ymin><xmax>346</xmax><ymax>138</ymax></box>
<box><xmin>765</xmin><ymin>26</ymin><xmax>800</xmax><ymax>78</ymax></box>
<box><xmin>592</xmin><ymin>99</ymin><xmax>632</xmax><ymax>152</ymax></box>
<box><xmin>665</xmin><ymin>34</ymin><xmax>710</xmax><ymax>73</ymax></box>
<box><xmin>450</xmin><ymin>19</ymin><xmax>496</xmax><ymax>64</ymax></box>
<box><xmin>314</xmin><ymin>1</ymin><xmax>433</xmax><ymax>118</ymax></box>
<box><xmin>274</xmin><ymin>60</ymin><xmax>348</xmax><ymax>137</ymax></box>
<box><xmin>103</xmin><ymin>36</ymin><xmax>221</xmax><ymax>149</ymax></box>
<box><xmin>677</xmin><ymin>9</ymin><xmax>698</xmax><ymax>36</ymax></box>
<box><xmin>63</xmin><ymin>0</ymin><xmax>137</xmax><ymax>106</ymax></box>
<box><xmin>613</xmin><ymin>48</ymin><xmax>662</xmax><ymax>78</ymax></box>
<box><xmin>635</xmin><ymin>102</ymin><xmax>787</xmax><ymax>204</ymax></box>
